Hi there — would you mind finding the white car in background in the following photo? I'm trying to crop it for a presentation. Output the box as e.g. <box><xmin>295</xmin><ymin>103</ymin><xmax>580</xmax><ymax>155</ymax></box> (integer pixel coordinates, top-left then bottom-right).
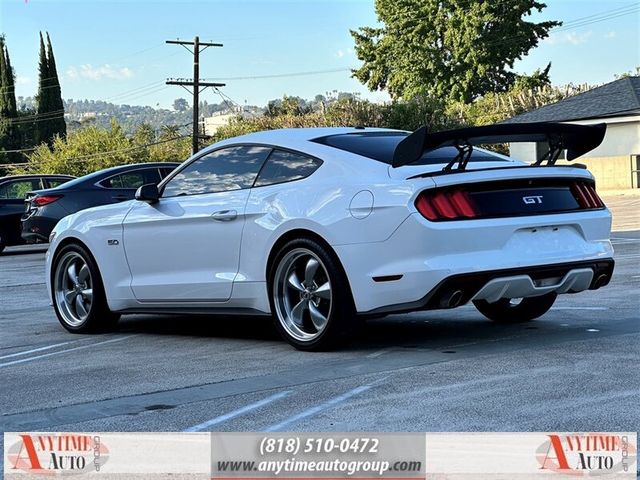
<box><xmin>46</xmin><ymin>122</ymin><xmax>614</xmax><ymax>350</ymax></box>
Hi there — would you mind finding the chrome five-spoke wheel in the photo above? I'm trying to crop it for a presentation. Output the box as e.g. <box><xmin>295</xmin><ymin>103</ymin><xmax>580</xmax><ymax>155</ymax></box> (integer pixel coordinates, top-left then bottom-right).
<box><xmin>273</xmin><ymin>248</ymin><xmax>332</xmax><ymax>342</ymax></box>
<box><xmin>54</xmin><ymin>251</ymin><xmax>94</xmax><ymax>327</ymax></box>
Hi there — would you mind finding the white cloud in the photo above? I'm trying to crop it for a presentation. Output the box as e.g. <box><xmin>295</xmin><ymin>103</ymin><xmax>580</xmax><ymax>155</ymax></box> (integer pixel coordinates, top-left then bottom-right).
<box><xmin>336</xmin><ymin>49</ymin><xmax>345</xmax><ymax>58</ymax></box>
<box><xmin>545</xmin><ymin>30</ymin><xmax>593</xmax><ymax>46</ymax></box>
<box><xmin>66</xmin><ymin>64</ymin><xmax>134</xmax><ymax>81</ymax></box>
<box><xmin>16</xmin><ymin>76</ymin><xmax>31</xmax><ymax>86</ymax></box>
<box><xmin>604</xmin><ymin>31</ymin><xmax>616</xmax><ymax>39</ymax></box>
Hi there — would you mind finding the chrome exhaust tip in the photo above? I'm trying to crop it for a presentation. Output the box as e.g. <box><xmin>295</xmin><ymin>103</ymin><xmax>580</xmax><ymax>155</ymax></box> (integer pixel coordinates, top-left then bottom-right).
<box><xmin>592</xmin><ymin>274</ymin><xmax>609</xmax><ymax>289</ymax></box>
<box><xmin>440</xmin><ymin>290</ymin><xmax>464</xmax><ymax>308</ymax></box>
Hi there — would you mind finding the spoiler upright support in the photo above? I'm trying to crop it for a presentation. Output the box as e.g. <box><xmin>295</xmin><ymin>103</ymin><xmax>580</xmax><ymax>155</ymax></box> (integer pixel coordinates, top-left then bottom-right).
<box><xmin>392</xmin><ymin>122</ymin><xmax>607</xmax><ymax>170</ymax></box>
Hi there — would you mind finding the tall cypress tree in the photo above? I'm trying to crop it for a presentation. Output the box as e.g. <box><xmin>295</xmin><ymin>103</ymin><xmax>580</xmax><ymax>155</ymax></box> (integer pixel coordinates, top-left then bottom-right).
<box><xmin>46</xmin><ymin>32</ymin><xmax>66</xmax><ymax>140</ymax></box>
<box><xmin>0</xmin><ymin>35</ymin><xmax>19</xmax><ymax>164</ymax></box>
<box><xmin>35</xmin><ymin>32</ymin><xmax>51</xmax><ymax>145</ymax></box>
<box><xmin>36</xmin><ymin>31</ymin><xmax>66</xmax><ymax>147</ymax></box>
<box><xmin>0</xmin><ymin>35</ymin><xmax>8</xmax><ymax>164</ymax></box>
<box><xmin>4</xmin><ymin>43</ymin><xmax>20</xmax><ymax>162</ymax></box>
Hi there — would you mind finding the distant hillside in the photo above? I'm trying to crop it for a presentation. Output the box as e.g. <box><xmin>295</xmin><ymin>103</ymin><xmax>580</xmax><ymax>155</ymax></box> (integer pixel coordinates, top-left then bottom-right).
<box><xmin>16</xmin><ymin>96</ymin><xmax>248</xmax><ymax>134</ymax></box>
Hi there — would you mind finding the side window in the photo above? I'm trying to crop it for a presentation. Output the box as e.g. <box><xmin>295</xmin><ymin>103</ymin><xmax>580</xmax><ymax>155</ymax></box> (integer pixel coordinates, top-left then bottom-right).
<box><xmin>254</xmin><ymin>150</ymin><xmax>322</xmax><ymax>187</ymax></box>
<box><xmin>101</xmin><ymin>169</ymin><xmax>161</xmax><ymax>189</ymax></box>
<box><xmin>46</xmin><ymin>177</ymin><xmax>71</xmax><ymax>188</ymax></box>
<box><xmin>0</xmin><ymin>179</ymin><xmax>41</xmax><ymax>199</ymax></box>
<box><xmin>162</xmin><ymin>146</ymin><xmax>271</xmax><ymax>197</ymax></box>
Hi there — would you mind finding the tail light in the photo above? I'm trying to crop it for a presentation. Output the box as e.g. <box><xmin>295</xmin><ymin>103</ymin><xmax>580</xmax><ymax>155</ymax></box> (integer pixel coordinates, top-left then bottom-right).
<box><xmin>415</xmin><ymin>189</ymin><xmax>479</xmax><ymax>221</ymax></box>
<box><xmin>570</xmin><ymin>181</ymin><xmax>604</xmax><ymax>209</ymax></box>
<box><xmin>416</xmin><ymin>179</ymin><xmax>605</xmax><ymax>222</ymax></box>
<box><xmin>33</xmin><ymin>195</ymin><xmax>63</xmax><ymax>207</ymax></box>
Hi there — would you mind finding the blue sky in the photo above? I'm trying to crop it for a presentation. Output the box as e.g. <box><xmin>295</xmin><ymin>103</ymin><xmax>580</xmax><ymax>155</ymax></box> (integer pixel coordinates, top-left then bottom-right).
<box><xmin>1</xmin><ymin>0</ymin><xmax>638</xmax><ymax>109</ymax></box>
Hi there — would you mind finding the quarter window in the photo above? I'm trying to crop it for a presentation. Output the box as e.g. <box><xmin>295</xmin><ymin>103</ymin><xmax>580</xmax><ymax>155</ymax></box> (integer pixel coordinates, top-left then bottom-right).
<box><xmin>254</xmin><ymin>150</ymin><xmax>322</xmax><ymax>187</ymax></box>
<box><xmin>100</xmin><ymin>169</ymin><xmax>161</xmax><ymax>189</ymax></box>
<box><xmin>0</xmin><ymin>179</ymin><xmax>41</xmax><ymax>199</ymax></box>
<box><xmin>46</xmin><ymin>177</ymin><xmax>71</xmax><ymax>188</ymax></box>
<box><xmin>162</xmin><ymin>146</ymin><xmax>271</xmax><ymax>197</ymax></box>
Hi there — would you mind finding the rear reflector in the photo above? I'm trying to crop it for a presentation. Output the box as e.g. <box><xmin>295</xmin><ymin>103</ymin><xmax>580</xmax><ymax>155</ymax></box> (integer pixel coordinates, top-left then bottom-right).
<box><xmin>33</xmin><ymin>195</ymin><xmax>63</xmax><ymax>207</ymax></box>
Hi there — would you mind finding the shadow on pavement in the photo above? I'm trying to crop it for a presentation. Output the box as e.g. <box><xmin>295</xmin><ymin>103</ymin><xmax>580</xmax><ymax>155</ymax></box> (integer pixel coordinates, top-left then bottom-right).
<box><xmin>115</xmin><ymin>311</ymin><xmax>539</xmax><ymax>350</ymax></box>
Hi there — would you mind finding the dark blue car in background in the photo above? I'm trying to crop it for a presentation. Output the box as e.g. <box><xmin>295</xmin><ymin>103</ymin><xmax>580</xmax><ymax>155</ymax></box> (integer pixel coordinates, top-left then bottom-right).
<box><xmin>21</xmin><ymin>162</ymin><xmax>179</xmax><ymax>244</ymax></box>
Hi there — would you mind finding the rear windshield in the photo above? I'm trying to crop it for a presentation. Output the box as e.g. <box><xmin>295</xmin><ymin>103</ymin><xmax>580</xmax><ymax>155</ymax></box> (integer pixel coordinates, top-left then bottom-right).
<box><xmin>313</xmin><ymin>131</ymin><xmax>509</xmax><ymax>165</ymax></box>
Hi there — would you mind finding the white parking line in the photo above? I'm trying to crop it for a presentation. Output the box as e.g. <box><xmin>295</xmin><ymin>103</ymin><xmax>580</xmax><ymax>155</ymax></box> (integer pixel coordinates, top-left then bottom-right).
<box><xmin>264</xmin><ymin>385</ymin><xmax>371</xmax><ymax>432</ymax></box>
<box><xmin>367</xmin><ymin>348</ymin><xmax>392</xmax><ymax>358</ymax></box>
<box><xmin>0</xmin><ymin>341</ymin><xmax>76</xmax><ymax>360</ymax></box>
<box><xmin>551</xmin><ymin>306</ymin><xmax>609</xmax><ymax>311</ymax></box>
<box><xmin>0</xmin><ymin>339</ymin><xmax>94</xmax><ymax>360</ymax></box>
<box><xmin>184</xmin><ymin>391</ymin><xmax>291</xmax><ymax>432</ymax></box>
<box><xmin>611</xmin><ymin>237</ymin><xmax>640</xmax><ymax>244</ymax></box>
<box><xmin>0</xmin><ymin>335</ymin><xmax>135</xmax><ymax>368</ymax></box>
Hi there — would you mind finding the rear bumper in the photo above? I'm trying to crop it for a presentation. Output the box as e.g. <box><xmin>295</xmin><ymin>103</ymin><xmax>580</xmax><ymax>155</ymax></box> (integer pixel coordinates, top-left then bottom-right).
<box><xmin>335</xmin><ymin>209</ymin><xmax>614</xmax><ymax>313</ymax></box>
<box><xmin>362</xmin><ymin>259</ymin><xmax>614</xmax><ymax>315</ymax></box>
<box><xmin>21</xmin><ymin>216</ymin><xmax>58</xmax><ymax>243</ymax></box>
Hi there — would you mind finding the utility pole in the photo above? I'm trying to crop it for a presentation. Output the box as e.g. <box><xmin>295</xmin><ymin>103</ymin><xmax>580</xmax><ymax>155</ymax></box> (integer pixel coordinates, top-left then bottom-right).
<box><xmin>166</xmin><ymin>36</ymin><xmax>225</xmax><ymax>154</ymax></box>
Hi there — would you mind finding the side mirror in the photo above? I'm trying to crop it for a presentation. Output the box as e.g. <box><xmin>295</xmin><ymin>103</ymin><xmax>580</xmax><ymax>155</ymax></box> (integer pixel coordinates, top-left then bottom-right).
<box><xmin>135</xmin><ymin>183</ymin><xmax>159</xmax><ymax>204</ymax></box>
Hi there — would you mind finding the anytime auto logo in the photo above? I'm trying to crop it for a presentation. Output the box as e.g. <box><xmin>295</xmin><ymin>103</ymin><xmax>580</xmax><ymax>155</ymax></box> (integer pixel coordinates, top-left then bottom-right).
<box><xmin>6</xmin><ymin>433</ymin><xmax>109</xmax><ymax>475</ymax></box>
<box><xmin>536</xmin><ymin>433</ymin><xmax>636</xmax><ymax>476</ymax></box>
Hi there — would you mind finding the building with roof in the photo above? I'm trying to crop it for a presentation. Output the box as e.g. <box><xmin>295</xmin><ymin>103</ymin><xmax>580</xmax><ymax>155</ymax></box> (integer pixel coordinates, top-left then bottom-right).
<box><xmin>504</xmin><ymin>76</ymin><xmax>640</xmax><ymax>189</ymax></box>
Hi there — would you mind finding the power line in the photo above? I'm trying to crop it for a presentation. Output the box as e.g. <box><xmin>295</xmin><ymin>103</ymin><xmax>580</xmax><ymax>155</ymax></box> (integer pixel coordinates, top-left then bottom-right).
<box><xmin>2</xmin><ymin>134</ymin><xmax>190</xmax><ymax>167</ymax></box>
<box><xmin>204</xmin><ymin>68</ymin><xmax>352</xmax><ymax>82</ymax></box>
<box><xmin>4</xmin><ymin>110</ymin><xmax>67</xmax><ymax>125</ymax></box>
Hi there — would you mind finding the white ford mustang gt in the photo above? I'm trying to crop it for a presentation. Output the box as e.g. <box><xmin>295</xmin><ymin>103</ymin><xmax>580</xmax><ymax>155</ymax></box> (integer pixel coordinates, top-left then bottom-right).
<box><xmin>46</xmin><ymin>122</ymin><xmax>614</xmax><ymax>350</ymax></box>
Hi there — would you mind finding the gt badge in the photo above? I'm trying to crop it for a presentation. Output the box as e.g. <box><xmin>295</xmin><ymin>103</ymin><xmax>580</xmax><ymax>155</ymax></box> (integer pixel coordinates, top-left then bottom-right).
<box><xmin>523</xmin><ymin>195</ymin><xmax>543</xmax><ymax>204</ymax></box>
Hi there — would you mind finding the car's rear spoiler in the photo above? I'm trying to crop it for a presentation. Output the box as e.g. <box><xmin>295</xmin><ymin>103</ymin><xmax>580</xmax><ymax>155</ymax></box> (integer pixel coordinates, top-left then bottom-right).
<box><xmin>391</xmin><ymin>121</ymin><xmax>607</xmax><ymax>170</ymax></box>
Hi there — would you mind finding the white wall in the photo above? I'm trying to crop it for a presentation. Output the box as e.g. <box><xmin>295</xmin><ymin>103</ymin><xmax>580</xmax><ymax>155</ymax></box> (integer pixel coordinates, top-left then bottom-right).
<box><xmin>507</xmin><ymin>116</ymin><xmax>640</xmax><ymax>189</ymax></box>
<box><xmin>578</xmin><ymin>120</ymin><xmax>640</xmax><ymax>158</ymax></box>
<box><xmin>509</xmin><ymin>116</ymin><xmax>640</xmax><ymax>161</ymax></box>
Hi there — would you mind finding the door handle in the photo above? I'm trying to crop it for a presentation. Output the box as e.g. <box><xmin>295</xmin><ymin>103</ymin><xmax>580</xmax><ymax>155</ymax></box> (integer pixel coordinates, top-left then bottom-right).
<box><xmin>112</xmin><ymin>195</ymin><xmax>129</xmax><ymax>202</ymax></box>
<box><xmin>211</xmin><ymin>209</ymin><xmax>238</xmax><ymax>221</ymax></box>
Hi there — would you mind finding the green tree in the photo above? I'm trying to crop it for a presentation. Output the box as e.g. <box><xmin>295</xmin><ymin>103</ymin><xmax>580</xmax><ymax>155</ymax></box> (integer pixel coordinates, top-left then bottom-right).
<box><xmin>46</xmin><ymin>33</ymin><xmax>66</xmax><ymax>139</ymax></box>
<box><xmin>35</xmin><ymin>32</ymin><xmax>50</xmax><ymax>145</ymax></box>
<box><xmin>0</xmin><ymin>35</ymin><xmax>21</xmax><ymax>166</ymax></box>
<box><xmin>173</xmin><ymin>98</ymin><xmax>189</xmax><ymax>112</ymax></box>
<box><xmin>351</xmin><ymin>0</ymin><xmax>561</xmax><ymax>102</ymax></box>
<box><xmin>36</xmin><ymin>31</ymin><xmax>66</xmax><ymax>146</ymax></box>
<box><xmin>18</xmin><ymin>120</ymin><xmax>187</xmax><ymax>176</ymax></box>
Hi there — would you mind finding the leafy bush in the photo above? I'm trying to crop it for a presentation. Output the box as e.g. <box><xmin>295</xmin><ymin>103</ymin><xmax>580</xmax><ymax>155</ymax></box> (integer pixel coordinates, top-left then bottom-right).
<box><xmin>16</xmin><ymin>120</ymin><xmax>190</xmax><ymax>176</ymax></box>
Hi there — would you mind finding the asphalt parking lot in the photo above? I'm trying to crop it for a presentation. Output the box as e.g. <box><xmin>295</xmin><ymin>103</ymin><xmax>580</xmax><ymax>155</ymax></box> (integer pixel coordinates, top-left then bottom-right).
<box><xmin>0</xmin><ymin>193</ymin><xmax>638</xmax><ymax>442</ymax></box>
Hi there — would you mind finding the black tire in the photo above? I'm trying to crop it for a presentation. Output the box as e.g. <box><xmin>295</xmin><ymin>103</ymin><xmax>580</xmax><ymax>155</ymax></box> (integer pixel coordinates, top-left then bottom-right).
<box><xmin>51</xmin><ymin>243</ymin><xmax>120</xmax><ymax>333</ymax></box>
<box><xmin>268</xmin><ymin>237</ymin><xmax>358</xmax><ymax>351</ymax></box>
<box><xmin>473</xmin><ymin>293</ymin><xmax>557</xmax><ymax>323</ymax></box>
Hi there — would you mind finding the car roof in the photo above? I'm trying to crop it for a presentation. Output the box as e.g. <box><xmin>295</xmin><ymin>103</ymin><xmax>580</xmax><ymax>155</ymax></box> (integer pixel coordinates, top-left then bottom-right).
<box><xmin>51</xmin><ymin>162</ymin><xmax>181</xmax><ymax>189</ymax></box>
<box><xmin>215</xmin><ymin>127</ymin><xmax>400</xmax><ymax>146</ymax></box>
<box><xmin>86</xmin><ymin>162</ymin><xmax>181</xmax><ymax>177</ymax></box>
<box><xmin>0</xmin><ymin>174</ymin><xmax>75</xmax><ymax>182</ymax></box>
